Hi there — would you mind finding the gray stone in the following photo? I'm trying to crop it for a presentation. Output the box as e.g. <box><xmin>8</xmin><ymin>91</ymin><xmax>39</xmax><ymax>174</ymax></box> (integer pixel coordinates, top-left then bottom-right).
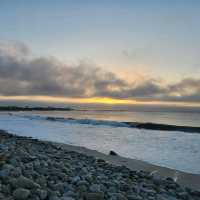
<box><xmin>9</xmin><ymin>158</ymin><xmax>18</xmax><ymax>166</ymax></box>
<box><xmin>108</xmin><ymin>186</ymin><xmax>117</xmax><ymax>193</ymax></box>
<box><xmin>77</xmin><ymin>184</ymin><xmax>87</xmax><ymax>193</ymax></box>
<box><xmin>89</xmin><ymin>184</ymin><xmax>101</xmax><ymax>192</ymax></box>
<box><xmin>61</xmin><ymin>197</ymin><xmax>75</xmax><ymax>200</ymax></box>
<box><xmin>54</xmin><ymin>182</ymin><xmax>65</xmax><ymax>193</ymax></box>
<box><xmin>63</xmin><ymin>191</ymin><xmax>77</xmax><ymax>198</ymax></box>
<box><xmin>13</xmin><ymin>188</ymin><xmax>30</xmax><ymax>200</ymax></box>
<box><xmin>72</xmin><ymin>176</ymin><xmax>81</xmax><ymax>184</ymax></box>
<box><xmin>84</xmin><ymin>192</ymin><xmax>104</xmax><ymax>200</ymax></box>
<box><xmin>152</xmin><ymin>174</ymin><xmax>163</xmax><ymax>186</ymax></box>
<box><xmin>36</xmin><ymin>176</ymin><xmax>47</xmax><ymax>187</ymax></box>
<box><xmin>0</xmin><ymin>169</ymin><xmax>10</xmax><ymax>179</ymax></box>
<box><xmin>0</xmin><ymin>193</ymin><xmax>5</xmax><ymax>199</ymax></box>
<box><xmin>77</xmin><ymin>180</ymin><xmax>88</xmax><ymax>187</ymax></box>
<box><xmin>148</xmin><ymin>197</ymin><xmax>155</xmax><ymax>200</ymax></box>
<box><xmin>119</xmin><ymin>183</ymin><xmax>131</xmax><ymax>192</ymax></box>
<box><xmin>10</xmin><ymin>167</ymin><xmax>22</xmax><ymax>177</ymax></box>
<box><xmin>110</xmin><ymin>193</ymin><xmax>128</xmax><ymax>200</ymax></box>
<box><xmin>35</xmin><ymin>189</ymin><xmax>48</xmax><ymax>200</ymax></box>
<box><xmin>2</xmin><ymin>184</ymin><xmax>11</xmax><ymax>194</ymax></box>
<box><xmin>156</xmin><ymin>194</ymin><xmax>177</xmax><ymax>200</ymax></box>
<box><xmin>63</xmin><ymin>183</ymin><xmax>74</xmax><ymax>192</ymax></box>
<box><xmin>15</xmin><ymin>176</ymin><xmax>40</xmax><ymax>189</ymax></box>
<box><xmin>177</xmin><ymin>192</ymin><xmax>189</xmax><ymax>200</ymax></box>
<box><xmin>140</xmin><ymin>187</ymin><xmax>156</xmax><ymax>195</ymax></box>
<box><xmin>85</xmin><ymin>174</ymin><xmax>93</xmax><ymax>183</ymax></box>
<box><xmin>2</xmin><ymin>164</ymin><xmax>14</xmax><ymax>170</ymax></box>
<box><xmin>49</xmin><ymin>196</ymin><xmax>60</xmax><ymax>200</ymax></box>
<box><xmin>127</xmin><ymin>194</ymin><xmax>143</xmax><ymax>200</ymax></box>
<box><xmin>0</xmin><ymin>144</ymin><xmax>8</xmax><ymax>151</ymax></box>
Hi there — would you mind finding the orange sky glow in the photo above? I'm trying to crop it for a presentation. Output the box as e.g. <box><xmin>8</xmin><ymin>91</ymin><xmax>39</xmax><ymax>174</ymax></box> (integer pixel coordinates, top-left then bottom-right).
<box><xmin>1</xmin><ymin>96</ymin><xmax>200</xmax><ymax>107</ymax></box>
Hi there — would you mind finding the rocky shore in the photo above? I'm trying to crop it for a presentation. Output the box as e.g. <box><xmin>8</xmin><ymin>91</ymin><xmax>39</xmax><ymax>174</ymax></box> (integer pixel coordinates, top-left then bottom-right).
<box><xmin>0</xmin><ymin>130</ymin><xmax>199</xmax><ymax>200</ymax></box>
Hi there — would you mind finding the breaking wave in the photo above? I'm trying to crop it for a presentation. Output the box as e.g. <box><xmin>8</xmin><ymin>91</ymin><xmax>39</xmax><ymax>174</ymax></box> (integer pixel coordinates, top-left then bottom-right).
<box><xmin>10</xmin><ymin>113</ymin><xmax>200</xmax><ymax>133</ymax></box>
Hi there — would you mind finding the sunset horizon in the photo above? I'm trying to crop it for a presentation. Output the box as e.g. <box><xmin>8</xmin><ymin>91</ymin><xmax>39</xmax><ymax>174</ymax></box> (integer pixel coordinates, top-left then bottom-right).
<box><xmin>0</xmin><ymin>1</ymin><xmax>200</xmax><ymax>107</ymax></box>
<box><xmin>0</xmin><ymin>40</ymin><xmax>200</xmax><ymax>107</ymax></box>
<box><xmin>0</xmin><ymin>1</ymin><xmax>200</xmax><ymax>199</ymax></box>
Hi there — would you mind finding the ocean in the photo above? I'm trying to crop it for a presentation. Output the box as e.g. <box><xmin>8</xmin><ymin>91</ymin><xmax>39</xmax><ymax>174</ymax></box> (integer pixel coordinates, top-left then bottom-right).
<box><xmin>0</xmin><ymin>104</ymin><xmax>200</xmax><ymax>175</ymax></box>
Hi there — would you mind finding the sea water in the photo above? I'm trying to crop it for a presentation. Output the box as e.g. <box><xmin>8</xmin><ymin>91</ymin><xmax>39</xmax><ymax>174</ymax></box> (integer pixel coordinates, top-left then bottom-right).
<box><xmin>0</xmin><ymin>107</ymin><xmax>200</xmax><ymax>174</ymax></box>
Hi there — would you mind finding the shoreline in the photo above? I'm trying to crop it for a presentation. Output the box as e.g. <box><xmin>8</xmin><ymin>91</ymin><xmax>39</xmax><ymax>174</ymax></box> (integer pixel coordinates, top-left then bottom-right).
<box><xmin>53</xmin><ymin>142</ymin><xmax>200</xmax><ymax>191</ymax></box>
<box><xmin>0</xmin><ymin>130</ymin><xmax>200</xmax><ymax>200</ymax></box>
<box><xmin>1</xmin><ymin>129</ymin><xmax>200</xmax><ymax>191</ymax></box>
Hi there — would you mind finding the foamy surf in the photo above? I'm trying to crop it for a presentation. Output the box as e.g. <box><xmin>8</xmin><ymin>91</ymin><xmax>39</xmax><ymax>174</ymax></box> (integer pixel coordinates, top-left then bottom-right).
<box><xmin>10</xmin><ymin>113</ymin><xmax>200</xmax><ymax>133</ymax></box>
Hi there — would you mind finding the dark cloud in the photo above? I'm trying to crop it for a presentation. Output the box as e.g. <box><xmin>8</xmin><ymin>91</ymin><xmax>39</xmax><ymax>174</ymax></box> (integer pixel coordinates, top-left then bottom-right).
<box><xmin>168</xmin><ymin>78</ymin><xmax>200</xmax><ymax>93</ymax></box>
<box><xmin>163</xmin><ymin>78</ymin><xmax>200</xmax><ymax>102</ymax></box>
<box><xmin>0</xmin><ymin>42</ymin><xmax>127</xmax><ymax>98</ymax></box>
<box><xmin>0</xmin><ymin>41</ymin><xmax>200</xmax><ymax>103</ymax></box>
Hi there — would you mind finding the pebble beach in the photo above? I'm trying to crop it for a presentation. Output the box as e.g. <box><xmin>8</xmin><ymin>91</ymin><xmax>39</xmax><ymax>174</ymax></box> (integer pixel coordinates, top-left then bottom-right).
<box><xmin>0</xmin><ymin>130</ymin><xmax>200</xmax><ymax>200</ymax></box>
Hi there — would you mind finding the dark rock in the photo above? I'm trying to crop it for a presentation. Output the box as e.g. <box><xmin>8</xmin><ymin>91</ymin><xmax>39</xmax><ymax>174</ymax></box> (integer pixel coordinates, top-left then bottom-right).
<box><xmin>89</xmin><ymin>184</ymin><xmax>101</xmax><ymax>193</ymax></box>
<box><xmin>190</xmin><ymin>190</ymin><xmax>200</xmax><ymax>197</ymax></box>
<box><xmin>177</xmin><ymin>192</ymin><xmax>189</xmax><ymax>200</ymax></box>
<box><xmin>61</xmin><ymin>197</ymin><xmax>76</xmax><ymax>200</ymax></box>
<box><xmin>10</xmin><ymin>167</ymin><xmax>22</xmax><ymax>177</ymax></box>
<box><xmin>84</xmin><ymin>192</ymin><xmax>104</xmax><ymax>200</ymax></box>
<box><xmin>127</xmin><ymin>194</ymin><xmax>143</xmax><ymax>200</ymax></box>
<box><xmin>109</xmin><ymin>151</ymin><xmax>118</xmax><ymax>156</ymax></box>
<box><xmin>110</xmin><ymin>193</ymin><xmax>128</xmax><ymax>200</ymax></box>
<box><xmin>0</xmin><ymin>169</ymin><xmax>10</xmax><ymax>179</ymax></box>
<box><xmin>49</xmin><ymin>195</ymin><xmax>60</xmax><ymax>200</ymax></box>
<box><xmin>14</xmin><ymin>176</ymin><xmax>40</xmax><ymax>189</ymax></box>
<box><xmin>35</xmin><ymin>189</ymin><xmax>48</xmax><ymax>200</ymax></box>
<box><xmin>13</xmin><ymin>188</ymin><xmax>30</xmax><ymax>200</ymax></box>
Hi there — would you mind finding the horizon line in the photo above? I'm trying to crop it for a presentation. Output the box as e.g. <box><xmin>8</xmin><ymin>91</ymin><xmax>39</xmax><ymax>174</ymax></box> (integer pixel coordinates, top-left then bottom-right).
<box><xmin>1</xmin><ymin>95</ymin><xmax>200</xmax><ymax>107</ymax></box>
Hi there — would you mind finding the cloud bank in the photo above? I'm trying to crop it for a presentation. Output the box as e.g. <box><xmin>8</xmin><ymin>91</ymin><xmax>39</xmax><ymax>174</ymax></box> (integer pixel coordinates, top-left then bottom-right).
<box><xmin>0</xmin><ymin>41</ymin><xmax>200</xmax><ymax>103</ymax></box>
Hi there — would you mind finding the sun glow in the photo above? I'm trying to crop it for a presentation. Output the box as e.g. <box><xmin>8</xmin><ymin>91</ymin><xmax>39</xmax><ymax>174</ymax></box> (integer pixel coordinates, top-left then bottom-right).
<box><xmin>0</xmin><ymin>95</ymin><xmax>200</xmax><ymax>107</ymax></box>
<box><xmin>0</xmin><ymin>96</ymin><xmax>136</xmax><ymax>105</ymax></box>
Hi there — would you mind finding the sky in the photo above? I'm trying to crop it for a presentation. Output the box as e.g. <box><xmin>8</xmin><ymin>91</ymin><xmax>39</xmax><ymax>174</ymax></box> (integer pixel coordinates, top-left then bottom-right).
<box><xmin>0</xmin><ymin>0</ymin><xmax>200</xmax><ymax>106</ymax></box>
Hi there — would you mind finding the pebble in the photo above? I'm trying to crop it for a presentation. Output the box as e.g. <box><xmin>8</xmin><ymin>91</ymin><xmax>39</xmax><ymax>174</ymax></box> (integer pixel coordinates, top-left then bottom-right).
<box><xmin>14</xmin><ymin>175</ymin><xmax>40</xmax><ymax>189</ymax></box>
<box><xmin>0</xmin><ymin>169</ymin><xmax>10</xmax><ymax>179</ymax></box>
<box><xmin>89</xmin><ymin>184</ymin><xmax>101</xmax><ymax>192</ymax></box>
<box><xmin>35</xmin><ymin>188</ymin><xmax>48</xmax><ymax>200</ymax></box>
<box><xmin>13</xmin><ymin>188</ymin><xmax>30</xmax><ymax>200</ymax></box>
<box><xmin>110</xmin><ymin>193</ymin><xmax>128</xmax><ymax>200</ymax></box>
<box><xmin>127</xmin><ymin>194</ymin><xmax>143</xmax><ymax>200</ymax></box>
<box><xmin>84</xmin><ymin>192</ymin><xmax>104</xmax><ymax>200</ymax></box>
<box><xmin>61</xmin><ymin>197</ymin><xmax>76</xmax><ymax>200</ymax></box>
<box><xmin>109</xmin><ymin>151</ymin><xmax>118</xmax><ymax>156</ymax></box>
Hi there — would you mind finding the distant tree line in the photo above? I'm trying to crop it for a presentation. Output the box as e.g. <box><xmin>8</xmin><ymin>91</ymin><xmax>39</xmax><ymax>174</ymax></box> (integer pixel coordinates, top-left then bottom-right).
<box><xmin>0</xmin><ymin>106</ymin><xmax>74</xmax><ymax>111</ymax></box>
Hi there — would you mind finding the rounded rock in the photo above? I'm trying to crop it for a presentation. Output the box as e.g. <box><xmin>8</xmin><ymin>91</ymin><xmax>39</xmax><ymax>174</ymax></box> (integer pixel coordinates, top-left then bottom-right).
<box><xmin>84</xmin><ymin>192</ymin><xmax>104</xmax><ymax>200</ymax></box>
<box><xmin>89</xmin><ymin>184</ymin><xmax>101</xmax><ymax>193</ymax></box>
<box><xmin>13</xmin><ymin>188</ymin><xmax>30</xmax><ymax>200</ymax></box>
<box><xmin>15</xmin><ymin>176</ymin><xmax>40</xmax><ymax>189</ymax></box>
<box><xmin>35</xmin><ymin>189</ymin><xmax>48</xmax><ymax>200</ymax></box>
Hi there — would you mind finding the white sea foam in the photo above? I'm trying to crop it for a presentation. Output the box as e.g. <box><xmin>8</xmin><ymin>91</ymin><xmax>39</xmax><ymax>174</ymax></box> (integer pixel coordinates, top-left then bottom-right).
<box><xmin>0</xmin><ymin>113</ymin><xmax>200</xmax><ymax>174</ymax></box>
<box><xmin>15</xmin><ymin>114</ymin><xmax>132</xmax><ymax>127</ymax></box>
